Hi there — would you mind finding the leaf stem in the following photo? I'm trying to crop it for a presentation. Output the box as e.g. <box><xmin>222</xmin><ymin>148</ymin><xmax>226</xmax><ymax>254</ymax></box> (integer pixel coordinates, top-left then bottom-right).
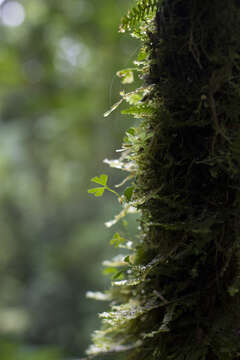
<box><xmin>105</xmin><ymin>186</ymin><xmax>121</xmax><ymax>198</ymax></box>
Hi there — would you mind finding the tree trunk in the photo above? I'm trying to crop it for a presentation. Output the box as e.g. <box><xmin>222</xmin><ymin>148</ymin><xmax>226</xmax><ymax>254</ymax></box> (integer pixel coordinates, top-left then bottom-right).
<box><xmin>88</xmin><ymin>1</ymin><xmax>240</xmax><ymax>359</ymax></box>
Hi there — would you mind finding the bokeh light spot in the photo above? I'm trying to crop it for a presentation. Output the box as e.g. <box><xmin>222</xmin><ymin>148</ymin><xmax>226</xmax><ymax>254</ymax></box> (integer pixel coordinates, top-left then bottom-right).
<box><xmin>1</xmin><ymin>1</ymin><xmax>25</xmax><ymax>27</ymax></box>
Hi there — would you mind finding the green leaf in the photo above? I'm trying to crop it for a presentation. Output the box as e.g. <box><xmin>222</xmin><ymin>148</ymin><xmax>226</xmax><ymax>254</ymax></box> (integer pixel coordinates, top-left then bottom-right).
<box><xmin>91</xmin><ymin>174</ymin><xmax>108</xmax><ymax>186</ymax></box>
<box><xmin>137</xmin><ymin>47</ymin><xmax>147</xmax><ymax>62</ymax></box>
<box><xmin>88</xmin><ymin>187</ymin><xmax>105</xmax><ymax>197</ymax></box>
<box><xmin>117</xmin><ymin>69</ymin><xmax>135</xmax><ymax>84</ymax></box>
<box><xmin>102</xmin><ymin>267</ymin><xmax>117</xmax><ymax>276</ymax></box>
<box><xmin>110</xmin><ymin>232</ymin><xmax>126</xmax><ymax>247</ymax></box>
<box><xmin>123</xmin><ymin>92</ymin><xmax>143</xmax><ymax>105</ymax></box>
<box><xmin>121</xmin><ymin>105</ymin><xmax>154</xmax><ymax>118</ymax></box>
<box><xmin>124</xmin><ymin>186</ymin><xmax>134</xmax><ymax>202</ymax></box>
<box><xmin>126</xmin><ymin>127</ymin><xmax>136</xmax><ymax>136</ymax></box>
<box><xmin>124</xmin><ymin>255</ymin><xmax>130</xmax><ymax>263</ymax></box>
<box><xmin>112</xmin><ymin>269</ymin><xmax>125</xmax><ymax>280</ymax></box>
<box><xmin>228</xmin><ymin>286</ymin><xmax>239</xmax><ymax>296</ymax></box>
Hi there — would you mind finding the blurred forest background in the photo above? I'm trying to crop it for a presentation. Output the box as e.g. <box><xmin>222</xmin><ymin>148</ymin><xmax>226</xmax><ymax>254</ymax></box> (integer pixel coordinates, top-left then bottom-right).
<box><xmin>0</xmin><ymin>0</ymin><xmax>139</xmax><ymax>358</ymax></box>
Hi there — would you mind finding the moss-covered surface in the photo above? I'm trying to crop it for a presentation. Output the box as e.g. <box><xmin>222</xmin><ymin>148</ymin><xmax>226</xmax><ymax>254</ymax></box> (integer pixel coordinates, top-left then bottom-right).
<box><xmin>87</xmin><ymin>1</ymin><xmax>240</xmax><ymax>359</ymax></box>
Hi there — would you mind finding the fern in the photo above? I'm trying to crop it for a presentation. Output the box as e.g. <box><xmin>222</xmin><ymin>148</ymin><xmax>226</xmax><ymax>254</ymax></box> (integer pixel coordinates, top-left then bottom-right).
<box><xmin>121</xmin><ymin>104</ymin><xmax>155</xmax><ymax>118</ymax></box>
<box><xmin>119</xmin><ymin>0</ymin><xmax>159</xmax><ymax>33</ymax></box>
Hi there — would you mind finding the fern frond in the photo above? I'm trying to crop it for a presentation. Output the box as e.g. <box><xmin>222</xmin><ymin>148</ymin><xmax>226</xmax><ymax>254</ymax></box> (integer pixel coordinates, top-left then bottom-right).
<box><xmin>120</xmin><ymin>0</ymin><xmax>159</xmax><ymax>33</ymax></box>
<box><xmin>121</xmin><ymin>104</ymin><xmax>155</xmax><ymax>118</ymax></box>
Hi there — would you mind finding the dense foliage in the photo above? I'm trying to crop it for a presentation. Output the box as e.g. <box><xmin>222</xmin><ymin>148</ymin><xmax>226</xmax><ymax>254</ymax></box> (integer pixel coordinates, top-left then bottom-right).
<box><xmin>87</xmin><ymin>0</ymin><xmax>240</xmax><ymax>359</ymax></box>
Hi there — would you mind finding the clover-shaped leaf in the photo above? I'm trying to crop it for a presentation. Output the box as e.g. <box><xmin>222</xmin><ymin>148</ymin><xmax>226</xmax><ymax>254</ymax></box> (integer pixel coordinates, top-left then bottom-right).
<box><xmin>88</xmin><ymin>174</ymin><xmax>120</xmax><ymax>199</ymax></box>
<box><xmin>88</xmin><ymin>187</ymin><xmax>105</xmax><ymax>197</ymax></box>
<box><xmin>91</xmin><ymin>174</ymin><xmax>108</xmax><ymax>186</ymax></box>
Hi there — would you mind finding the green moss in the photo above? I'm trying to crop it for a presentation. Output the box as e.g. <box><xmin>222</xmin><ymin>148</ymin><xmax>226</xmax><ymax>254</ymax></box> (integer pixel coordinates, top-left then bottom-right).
<box><xmin>87</xmin><ymin>1</ymin><xmax>240</xmax><ymax>359</ymax></box>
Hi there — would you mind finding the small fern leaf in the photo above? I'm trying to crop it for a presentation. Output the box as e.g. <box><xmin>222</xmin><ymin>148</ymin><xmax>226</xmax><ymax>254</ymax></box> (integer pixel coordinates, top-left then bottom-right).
<box><xmin>119</xmin><ymin>0</ymin><xmax>159</xmax><ymax>33</ymax></box>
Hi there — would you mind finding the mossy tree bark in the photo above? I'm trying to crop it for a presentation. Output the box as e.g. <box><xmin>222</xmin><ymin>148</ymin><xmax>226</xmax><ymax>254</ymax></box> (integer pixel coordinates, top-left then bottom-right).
<box><xmin>88</xmin><ymin>1</ymin><xmax>240</xmax><ymax>359</ymax></box>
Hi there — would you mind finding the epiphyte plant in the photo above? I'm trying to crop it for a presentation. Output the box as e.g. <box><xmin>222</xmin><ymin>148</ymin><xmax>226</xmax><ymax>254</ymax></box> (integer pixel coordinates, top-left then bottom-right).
<box><xmin>86</xmin><ymin>0</ymin><xmax>240</xmax><ymax>359</ymax></box>
<box><xmin>88</xmin><ymin>174</ymin><xmax>120</xmax><ymax>199</ymax></box>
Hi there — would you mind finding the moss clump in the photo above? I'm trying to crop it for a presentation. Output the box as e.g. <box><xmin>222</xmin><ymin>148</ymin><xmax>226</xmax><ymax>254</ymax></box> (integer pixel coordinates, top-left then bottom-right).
<box><xmin>87</xmin><ymin>1</ymin><xmax>240</xmax><ymax>359</ymax></box>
